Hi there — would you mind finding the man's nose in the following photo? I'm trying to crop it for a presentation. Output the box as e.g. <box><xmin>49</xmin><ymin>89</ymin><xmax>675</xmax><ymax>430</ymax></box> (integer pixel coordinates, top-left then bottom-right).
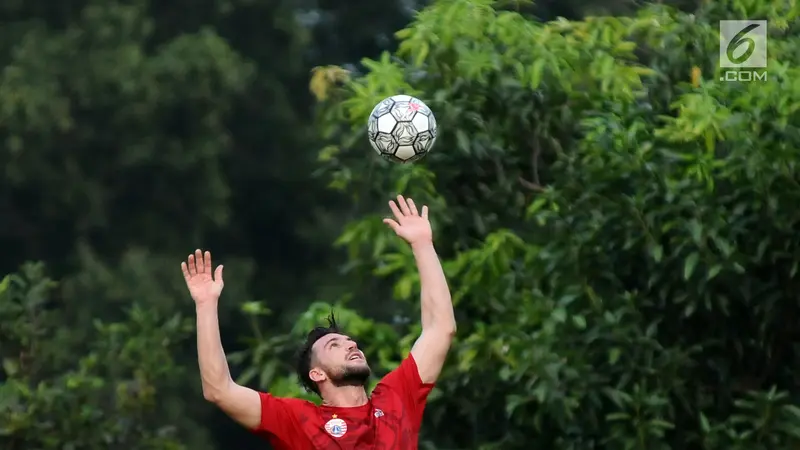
<box><xmin>346</xmin><ymin>341</ymin><xmax>357</xmax><ymax>351</ymax></box>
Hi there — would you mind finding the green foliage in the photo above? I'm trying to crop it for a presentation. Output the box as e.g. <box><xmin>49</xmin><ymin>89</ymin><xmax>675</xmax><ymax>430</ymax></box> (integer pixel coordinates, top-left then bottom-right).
<box><xmin>0</xmin><ymin>1</ymin><xmax>254</xmax><ymax>253</ymax></box>
<box><xmin>0</xmin><ymin>263</ymin><xmax>194</xmax><ymax>449</ymax></box>
<box><xmin>309</xmin><ymin>0</ymin><xmax>800</xmax><ymax>448</ymax></box>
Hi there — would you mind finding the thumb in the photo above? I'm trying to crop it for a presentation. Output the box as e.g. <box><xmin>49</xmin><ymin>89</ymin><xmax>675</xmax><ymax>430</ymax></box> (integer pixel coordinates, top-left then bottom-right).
<box><xmin>214</xmin><ymin>265</ymin><xmax>224</xmax><ymax>284</ymax></box>
<box><xmin>383</xmin><ymin>218</ymin><xmax>400</xmax><ymax>233</ymax></box>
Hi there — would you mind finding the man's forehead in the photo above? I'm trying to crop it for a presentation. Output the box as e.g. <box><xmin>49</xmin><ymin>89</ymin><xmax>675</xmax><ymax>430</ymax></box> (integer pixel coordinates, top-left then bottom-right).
<box><xmin>313</xmin><ymin>333</ymin><xmax>350</xmax><ymax>350</ymax></box>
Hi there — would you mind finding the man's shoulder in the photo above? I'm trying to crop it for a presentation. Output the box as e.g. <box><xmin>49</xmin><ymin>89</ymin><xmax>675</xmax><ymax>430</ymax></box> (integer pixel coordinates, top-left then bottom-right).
<box><xmin>371</xmin><ymin>371</ymin><xmax>406</xmax><ymax>401</ymax></box>
<box><xmin>260</xmin><ymin>392</ymin><xmax>319</xmax><ymax>412</ymax></box>
<box><xmin>371</xmin><ymin>355</ymin><xmax>434</xmax><ymax>415</ymax></box>
<box><xmin>374</xmin><ymin>355</ymin><xmax>425</xmax><ymax>389</ymax></box>
<box><xmin>258</xmin><ymin>393</ymin><xmax>324</xmax><ymax>434</ymax></box>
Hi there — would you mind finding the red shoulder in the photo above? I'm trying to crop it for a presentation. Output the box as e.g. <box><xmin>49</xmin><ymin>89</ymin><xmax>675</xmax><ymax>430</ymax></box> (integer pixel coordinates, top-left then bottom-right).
<box><xmin>372</xmin><ymin>354</ymin><xmax>434</xmax><ymax>421</ymax></box>
<box><xmin>376</xmin><ymin>354</ymin><xmax>434</xmax><ymax>391</ymax></box>
<box><xmin>254</xmin><ymin>393</ymin><xmax>317</xmax><ymax>441</ymax></box>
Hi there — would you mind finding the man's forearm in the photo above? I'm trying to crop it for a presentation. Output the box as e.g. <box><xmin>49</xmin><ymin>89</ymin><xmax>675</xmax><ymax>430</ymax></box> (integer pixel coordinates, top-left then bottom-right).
<box><xmin>412</xmin><ymin>242</ymin><xmax>456</xmax><ymax>332</ymax></box>
<box><xmin>196</xmin><ymin>304</ymin><xmax>234</xmax><ymax>401</ymax></box>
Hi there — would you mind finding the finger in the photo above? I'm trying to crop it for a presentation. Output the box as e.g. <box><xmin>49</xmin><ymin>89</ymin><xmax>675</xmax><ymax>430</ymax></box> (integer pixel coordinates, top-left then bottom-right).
<box><xmin>214</xmin><ymin>265</ymin><xmax>224</xmax><ymax>283</ymax></box>
<box><xmin>383</xmin><ymin>218</ymin><xmax>400</xmax><ymax>233</ymax></box>
<box><xmin>421</xmin><ymin>205</ymin><xmax>428</xmax><ymax>219</ymax></box>
<box><xmin>181</xmin><ymin>262</ymin><xmax>191</xmax><ymax>280</ymax></box>
<box><xmin>187</xmin><ymin>254</ymin><xmax>197</xmax><ymax>275</ymax></box>
<box><xmin>397</xmin><ymin>195</ymin><xmax>411</xmax><ymax>216</ymax></box>
<box><xmin>204</xmin><ymin>251</ymin><xmax>212</xmax><ymax>274</ymax></box>
<box><xmin>388</xmin><ymin>200</ymin><xmax>403</xmax><ymax>221</ymax></box>
<box><xmin>195</xmin><ymin>249</ymin><xmax>204</xmax><ymax>273</ymax></box>
<box><xmin>407</xmin><ymin>198</ymin><xmax>419</xmax><ymax>216</ymax></box>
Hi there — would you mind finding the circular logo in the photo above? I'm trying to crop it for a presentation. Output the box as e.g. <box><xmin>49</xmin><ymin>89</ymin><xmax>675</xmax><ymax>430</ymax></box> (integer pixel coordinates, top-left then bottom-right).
<box><xmin>324</xmin><ymin>418</ymin><xmax>347</xmax><ymax>438</ymax></box>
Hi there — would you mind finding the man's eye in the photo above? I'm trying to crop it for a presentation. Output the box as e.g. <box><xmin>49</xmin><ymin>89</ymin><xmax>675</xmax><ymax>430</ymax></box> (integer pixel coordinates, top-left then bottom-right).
<box><xmin>331</xmin><ymin>343</ymin><xmax>339</xmax><ymax>347</ymax></box>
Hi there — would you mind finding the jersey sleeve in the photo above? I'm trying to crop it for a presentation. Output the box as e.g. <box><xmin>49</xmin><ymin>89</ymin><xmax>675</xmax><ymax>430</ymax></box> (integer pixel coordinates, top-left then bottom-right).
<box><xmin>251</xmin><ymin>392</ymin><xmax>307</xmax><ymax>446</ymax></box>
<box><xmin>375</xmin><ymin>353</ymin><xmax>435</xmax><ymax>424</ymax></box>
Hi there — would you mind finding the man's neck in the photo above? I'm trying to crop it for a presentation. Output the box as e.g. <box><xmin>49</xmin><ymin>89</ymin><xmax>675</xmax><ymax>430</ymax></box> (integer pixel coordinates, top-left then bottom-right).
<box><xmin>321</xmin><ymin>385</ymin><xmax>368</xmax><ymax>407</ymax></box>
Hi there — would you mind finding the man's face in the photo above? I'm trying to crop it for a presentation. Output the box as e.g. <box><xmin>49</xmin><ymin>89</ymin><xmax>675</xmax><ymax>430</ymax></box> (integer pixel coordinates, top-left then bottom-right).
<box><xmin>309</xmin><ymin>333</ymin><xmax>371</xmax><ymax>387</ymax></box>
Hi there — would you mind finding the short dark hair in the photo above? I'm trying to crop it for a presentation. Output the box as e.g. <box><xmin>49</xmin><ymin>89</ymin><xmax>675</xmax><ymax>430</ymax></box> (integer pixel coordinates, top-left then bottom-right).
<box><xmin>295</xmin><ymin>312</ymin><xmax>341</xmax><ymax>396</ymax></box>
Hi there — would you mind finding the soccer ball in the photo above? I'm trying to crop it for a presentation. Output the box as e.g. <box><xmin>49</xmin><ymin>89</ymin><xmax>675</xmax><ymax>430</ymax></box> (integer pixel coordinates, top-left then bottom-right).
<box><xmin>367</xmin><ymin>95</ymin><xmax>437</xmax><ymax>163</ymax></box>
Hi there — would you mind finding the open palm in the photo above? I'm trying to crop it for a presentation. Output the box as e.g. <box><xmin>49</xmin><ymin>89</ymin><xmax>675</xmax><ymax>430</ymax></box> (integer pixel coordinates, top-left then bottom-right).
<box><xmin>181</xmin><ymin>249</ymin><xmax>224</xmax><ymax>305</ymax></box>
<box><xmin>383</xmin><ymin>195</ymin><xmax>433</xmax><ymax>245</ymax></box>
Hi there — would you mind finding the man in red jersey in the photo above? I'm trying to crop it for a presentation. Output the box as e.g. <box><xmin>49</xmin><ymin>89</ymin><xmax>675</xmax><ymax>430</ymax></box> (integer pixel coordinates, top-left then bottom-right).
<box><xmin>181</xmin><ymin>195</ymin><xmax>455</xmax><ymax>449</ymax></box>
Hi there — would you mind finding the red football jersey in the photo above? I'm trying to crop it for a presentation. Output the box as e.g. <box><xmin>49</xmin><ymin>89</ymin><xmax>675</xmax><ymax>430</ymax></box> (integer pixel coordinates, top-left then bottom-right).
<box><xmin>252</xmin><ymin>354</ymin><xmax>434</xmax><ymax>449</ymax></box>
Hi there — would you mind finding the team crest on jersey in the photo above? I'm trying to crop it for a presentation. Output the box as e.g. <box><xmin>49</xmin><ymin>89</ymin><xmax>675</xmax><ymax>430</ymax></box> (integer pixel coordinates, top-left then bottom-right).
<box><xmin>325</xmin><ymin>417</ymin><xmax>347</xmax><ymax>438</ymax></box>
<box><xmin>374</xmin><ymin>409</ymin><xmax>384</xmax><ymax>418</ymax></box>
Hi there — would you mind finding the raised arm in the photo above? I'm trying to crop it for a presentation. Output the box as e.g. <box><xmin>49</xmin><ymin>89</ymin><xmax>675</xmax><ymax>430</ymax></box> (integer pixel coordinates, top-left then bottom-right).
<box><xmin>182</xmin><ymin>250</ymin><xmax>261</xmax><ymax>429</ymax></box>
<box><xmin>384</xmin><ymin>196</ymin><xmax>456</xmax><ymax>384</ymax></box>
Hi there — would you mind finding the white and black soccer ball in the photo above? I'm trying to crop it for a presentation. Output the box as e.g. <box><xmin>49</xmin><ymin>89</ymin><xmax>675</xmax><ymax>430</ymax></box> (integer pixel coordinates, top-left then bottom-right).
<box><xmin>367</xmin><ymin>95</ymin><xmax>437</xmax><ymax>163</ymax></box>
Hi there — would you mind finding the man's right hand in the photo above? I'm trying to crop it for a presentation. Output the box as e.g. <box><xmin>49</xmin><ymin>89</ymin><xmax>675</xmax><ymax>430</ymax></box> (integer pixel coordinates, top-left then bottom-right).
<box><xmin>181</xmin><ymin>249</ymin><xmax>224</xmax><ymax>306</ymax></box>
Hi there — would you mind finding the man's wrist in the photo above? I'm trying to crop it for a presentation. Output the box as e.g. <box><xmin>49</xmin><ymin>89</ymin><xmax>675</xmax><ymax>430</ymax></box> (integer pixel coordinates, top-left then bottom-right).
<box><xmin>195</xmin><ymin>301</ymin><xmax>220</xmax><ymax>314</ymax></box>
<box><xmin>411</xmin><ymin>241</ymin><xmax>435</xmax><ymax>252</ymax></box>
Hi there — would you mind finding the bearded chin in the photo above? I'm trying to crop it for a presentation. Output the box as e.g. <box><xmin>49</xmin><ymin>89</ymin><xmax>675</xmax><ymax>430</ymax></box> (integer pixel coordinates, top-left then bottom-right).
<box><xmin>331</xmin><ymin>365</ymin><xmax>371</xmax><ymax>387</ymax></box>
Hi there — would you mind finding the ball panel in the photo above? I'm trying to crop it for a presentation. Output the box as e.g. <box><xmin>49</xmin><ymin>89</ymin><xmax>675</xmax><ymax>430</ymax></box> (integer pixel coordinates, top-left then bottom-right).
<box><xmin>367</xmin><ymin>117</ymin><xmax>379</xmax><ymax>147</ymax></box>
<box><xmin>381</xmin><ymin>153</ymin><xmax>403</xmax><ymax>163</ymax></box>
<box><xmin>411</xmin><ymin>113</ymin><xmax>429</xmax><ymax>133</ymax></box>
<box><xmin>412</xmin><ymin>130</ymin><xmax>434</xmax><ymax>154</ymax></box>
<box><xmin>371</xmin><ymin>98</ymin><xmax>395</xmax><ymax>117</ymax></box>
<box><xmin>369</xmin><ymin>141</ymin><xmax>381</xmax><ymax>154</ymax></box>
<box><xmin>403</xmin><ymin>152</ymin><xmax>427</xmax><ymax>163</ymax></box>
<box><xmin>382</xmin><ymin>149</ymin><xmax>426</xmax><ymax>164</ymax></box>
<box><xmin>428</xmin><ymin>113</ymin><xmax>437</xmax><ymax>137</ymax></box>
<box><xmin>368</xmin><ymin>132</ymin><xmax>379</xmax><ymax>150</ymax></box>
<box><xmin>395</xmin><ymin>145</ymin><xmax>416</xmax><ymax>160</ymax></box>
<box><xmin>408</xmin><ymin>98</ymin><xmax>430</xmax><ymax>114</ymax></box>
<box><xmin>374</xmin><ymin>132</ymin><xmax>398</xmax><ymax>154</ymax></box>
<box><xmin>390</xmin><ymin>102</ymin><xmax>416</xmax><ymax>121</ymax></box>
<box><xmin>394</xmin><ymin>122</ymin><xmax>417</xmax><ymax>146</ymax></box>
<box><xmin>376</xmin><ymin>114</ymin><xmax>397</xmax><ymax>133</ymax></box>
<box><xmin>391</xmin><ymin>95</ymin><xmax>412</xmax><ymax>102</ymax></box>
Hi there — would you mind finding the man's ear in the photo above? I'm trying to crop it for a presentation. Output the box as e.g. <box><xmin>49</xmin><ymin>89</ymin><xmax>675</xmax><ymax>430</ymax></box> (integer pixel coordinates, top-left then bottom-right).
<box><xmin>309</xmin><ymin>367</ymin><xmax>327</xmax><ymax>383</ymax></box>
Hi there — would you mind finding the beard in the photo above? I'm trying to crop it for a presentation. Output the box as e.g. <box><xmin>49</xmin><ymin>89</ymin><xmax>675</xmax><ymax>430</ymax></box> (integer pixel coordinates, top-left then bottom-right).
<box><xmin>329</xmin><ymin>362</ymin><xmax>371</xmax><ymax>388</ymax></box>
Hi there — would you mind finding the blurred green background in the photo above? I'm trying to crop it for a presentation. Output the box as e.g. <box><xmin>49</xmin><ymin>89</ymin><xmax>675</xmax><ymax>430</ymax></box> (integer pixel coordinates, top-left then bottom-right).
<box><xmin>2</xmin><ymin>0</ymin><xmax>800</xmax><ymax>448</ymax></box>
